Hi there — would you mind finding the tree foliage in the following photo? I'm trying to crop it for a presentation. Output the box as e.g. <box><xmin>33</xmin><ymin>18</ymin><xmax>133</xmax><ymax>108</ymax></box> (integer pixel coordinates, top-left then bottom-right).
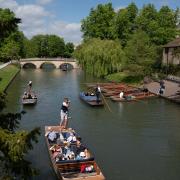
<box><xmin>0</xmin><ymin>8</ymin><xmax>21</xmax><ymax>44</ymax></box>
<box><xmin>0</xmin><ymin>92</ymin><xmax>41</xmax><ymax>179</ymax></box>
<box><xmin>78</xmin><ymin>2</ymin><xmax>179</xmax><ymax>78</ymax></box>
<box><xmin>0</xmin><ymin>8</ymin><xmax>26</xmax><ymax>62</ymax></box>
<box><xmin>114</xmin><ymin>3</ymin><xmax>138</xmax><ymax>46</ymax></box>
<box><xmin>124</xmin><ymin>30</ymin><xmax>157</xmax><ymax>75</ymax></box>
<box><xmin>64</xmin><ymin>42</ymin><xmax>74</xmax><ymax>58</ymax></box>
<box><xmin>136</xmin><ymin>4</ymin><xmax>178</xmax><ymax>45</ymax></box>
<box><xmin>25</xmin><ymin>34</ymin><xmax>73</xmax><ymax>58</ymax></box>
<box><xmin>81</xmin><ymin>3</ymin><xmax>116</xmax><ymax>40</ymax></box>
<box><xmin>74</xmin><ymin>38</ymin><xmax>125</xmax><ymax>77</ymax></box>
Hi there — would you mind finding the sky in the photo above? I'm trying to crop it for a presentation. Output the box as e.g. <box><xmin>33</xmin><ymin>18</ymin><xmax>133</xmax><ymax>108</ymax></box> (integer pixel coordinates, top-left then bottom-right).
<box><xmin>0</xmin><ymin>0</ymin><xmax>179</xmax><ymax>45</ymax></box>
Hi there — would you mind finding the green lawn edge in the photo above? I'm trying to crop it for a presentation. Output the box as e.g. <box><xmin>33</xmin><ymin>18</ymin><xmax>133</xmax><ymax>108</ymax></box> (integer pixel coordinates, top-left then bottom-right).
<box><xmin>105</xmin><ymin>72</ymin><xmax>144</xmax><ymax>87</ymax></box>
<box><xmin>0</xmin><ymin>64</ymin><xmax>20</xmax><ymax>92</ymax></box>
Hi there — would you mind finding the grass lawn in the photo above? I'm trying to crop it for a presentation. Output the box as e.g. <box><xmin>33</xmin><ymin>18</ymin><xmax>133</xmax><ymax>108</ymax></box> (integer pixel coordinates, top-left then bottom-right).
<box><xmin>0</xmin><ymin>64</ymin><xmax>19</xmax><ymax>92</ymax></box>
<box><xmin>105</xmin><ymin>72</ymin><xmax>144</xmax><ymax>86</ymax></box>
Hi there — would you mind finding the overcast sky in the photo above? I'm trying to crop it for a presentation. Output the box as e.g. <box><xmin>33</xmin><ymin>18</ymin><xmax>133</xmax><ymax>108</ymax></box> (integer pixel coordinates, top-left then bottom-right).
<box><xmin>0</xmin><ymin>0</ymin><xmax>179</xmax><ymax>45</ymax></box>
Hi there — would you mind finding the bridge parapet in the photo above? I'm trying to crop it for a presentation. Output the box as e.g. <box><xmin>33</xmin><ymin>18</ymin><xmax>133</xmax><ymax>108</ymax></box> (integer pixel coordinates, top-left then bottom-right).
<box><xmin>20</xmin><ymin>58</ymin><xmax>78</xmax><ymax>69</ymax></box>
<box><xmin>20</xmin><ymin>58</ymin><xmax>76</xmax><ymax>62</ymax></box>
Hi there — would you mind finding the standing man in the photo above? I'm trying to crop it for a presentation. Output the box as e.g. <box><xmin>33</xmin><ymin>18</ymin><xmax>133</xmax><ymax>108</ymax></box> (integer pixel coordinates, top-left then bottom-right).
<box><xmin>60</xmin><ymin>98</ymin><xmax>70</xmax><ymax>129</ymax></box>
<box><xmin>95</xmin><ymin>84</ymin><xmax>101</xmax><ymax>103</ymax></box>
<box><xmin>28</xmin><ymin>81</ymin><xmax>32</xmax><ymax>91</ymax></box>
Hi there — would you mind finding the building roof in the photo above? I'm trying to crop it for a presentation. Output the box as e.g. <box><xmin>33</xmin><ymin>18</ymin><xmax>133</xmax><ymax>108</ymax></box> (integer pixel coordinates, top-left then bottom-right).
<box><xmin>163</xmin><ymin>37</ymin><xmax>180</xmax><ymax>48</ymax></box>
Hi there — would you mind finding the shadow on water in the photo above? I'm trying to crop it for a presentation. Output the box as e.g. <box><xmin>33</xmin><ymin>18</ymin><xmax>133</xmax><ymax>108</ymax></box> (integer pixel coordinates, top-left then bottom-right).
<box><xmin>5</xmin><ymin>69</ymin><xmax>180</xmax><ymax>180</ymax></box>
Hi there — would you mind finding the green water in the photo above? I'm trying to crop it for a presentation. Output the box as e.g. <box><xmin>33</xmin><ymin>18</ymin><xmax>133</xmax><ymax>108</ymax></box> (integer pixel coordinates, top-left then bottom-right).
<box><xmin>6</xmin><ymin>69</ymin><xmax>180</xmax><ymax>180</ymax></box>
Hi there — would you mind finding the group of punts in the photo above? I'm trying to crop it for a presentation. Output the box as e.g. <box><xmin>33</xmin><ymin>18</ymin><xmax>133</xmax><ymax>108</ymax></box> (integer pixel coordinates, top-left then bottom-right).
<box><xmin>45</xmin><ymin>126</ymin><xmax>105</xmax><ymax>180</ymax></box>
<box><xmin>84</xmin><ymin>82</ymin><xmax>156</xmax><ymax>103</ymax></box>
<box><xmin>79</xmin><ymin>92</ymin><xmax>104</xmax><ymax>106</ymax></box>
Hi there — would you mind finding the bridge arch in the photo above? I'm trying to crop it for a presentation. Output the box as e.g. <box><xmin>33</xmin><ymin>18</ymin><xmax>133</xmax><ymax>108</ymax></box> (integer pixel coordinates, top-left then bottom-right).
<box><xmin>59</xmin><ymin>63</ymin><xmax>74</xmax><ymax>70</ymax></box>
<box><xmin>22</xmin><ymin>63</ymin><xmax>36</xmax><ymax>69</ymax></box>
<box><xmin>40</xmin><ymin>62</ymin><xmax>57</xmax><ymax>69</ymax></box>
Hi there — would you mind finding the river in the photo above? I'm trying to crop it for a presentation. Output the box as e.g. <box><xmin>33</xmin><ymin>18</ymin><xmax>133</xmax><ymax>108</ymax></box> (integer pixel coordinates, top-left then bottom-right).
<box><xmin>6</xmin><ymin>68</ymin><xmax>180</xmax><ymax>180</ymax></box>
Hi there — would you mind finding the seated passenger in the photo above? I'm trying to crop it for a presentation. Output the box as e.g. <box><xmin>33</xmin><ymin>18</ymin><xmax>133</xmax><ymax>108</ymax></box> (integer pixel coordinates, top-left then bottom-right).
<box><xmin>50</xmin><ymin>144</ymin><xmax>62</xmax><ymax>159</ymax></box>
<box><xmin>67</xmin><ymin>132</ymin><xmax>76</xmax><ymax>143</ymax></box>
<box><xmin>48</xmin><ymin>131</ymin><xmax>57</xmax><ymax>142</ymax></box>
<box><xmin>23</xmin><ymin>92</ymin><xmax>27</xmax><ymax>99</ymax></box>
<box><xmin>85</xmin><ymin>92</ymin><xmax>89</xmax><ymax>96</ymax></box>
<box><xmin>74</xmin><ymin>138</ymin><xmax>89</xmax><ymax>159</ymax></box>
<box><xmin>27</xmin><ymin>93</ymin><xmax>32</xmax><ymax>99</ymax></box>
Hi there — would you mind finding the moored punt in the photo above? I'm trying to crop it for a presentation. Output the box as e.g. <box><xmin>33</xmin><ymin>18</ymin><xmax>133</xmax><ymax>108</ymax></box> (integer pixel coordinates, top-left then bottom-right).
<box><xmin>110</xmin><ymin>92</ymin><xmax>156</xmax><ymax>102</ymax></box>
<box><xmin>45</xmin><ymin>126</ymin><xmax>105</xmax><ymax>180</ymax></box>
<box><xmin>103</xmin><ymin>88</ymin><xmax>139</xmax><ymax>97</ymax></box>
<box><xmin>79</xmin><ymin>92</ymin><xmax>104</xmax><ymax>106</ymax></box>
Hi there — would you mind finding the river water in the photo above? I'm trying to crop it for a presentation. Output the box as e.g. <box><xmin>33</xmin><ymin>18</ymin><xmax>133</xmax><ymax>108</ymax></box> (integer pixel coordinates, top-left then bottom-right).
<box><xmin>6</xmin><ymin>68</ymin><xmax>180</xmax><ymax>180</ymax></box>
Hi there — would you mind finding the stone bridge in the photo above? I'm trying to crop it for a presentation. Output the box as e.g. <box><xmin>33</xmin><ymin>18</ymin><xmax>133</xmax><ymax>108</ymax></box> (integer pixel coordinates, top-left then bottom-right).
<box><xmin>20</xmin><ymin>58</ymin><xmax>78</xmax><ymax>69</ymax></box>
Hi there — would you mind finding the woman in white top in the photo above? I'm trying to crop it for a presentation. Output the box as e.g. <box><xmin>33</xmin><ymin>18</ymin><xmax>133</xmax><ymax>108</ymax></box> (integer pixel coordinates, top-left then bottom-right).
<box><xmin>119</xmin><ymin>91</ymin><xmax>124</xmax><ymax>99</ymax></box>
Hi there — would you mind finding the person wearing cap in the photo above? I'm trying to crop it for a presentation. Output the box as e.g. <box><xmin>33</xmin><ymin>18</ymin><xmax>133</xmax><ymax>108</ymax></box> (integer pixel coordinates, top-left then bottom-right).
<box><xmin>60</xmin><ymin>98</ymin><xmax>70</xmax><ymax>129</ymax></box>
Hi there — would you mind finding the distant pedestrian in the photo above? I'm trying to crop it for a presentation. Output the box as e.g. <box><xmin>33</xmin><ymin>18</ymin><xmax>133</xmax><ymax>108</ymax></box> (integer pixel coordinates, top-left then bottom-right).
<box><xmin>160</xmin><ymin>80</ymin><xmax>164</xmax><ymax>88</ymax></box>
<box><xmin>159</xmin><ymin>80</ymin><xmax>165</xmax><ymax>95</ymax></box>
<box><xmin>60</xmin><ymin>98</ymin><xmax>70</xmax><ymax>129</ymax></box>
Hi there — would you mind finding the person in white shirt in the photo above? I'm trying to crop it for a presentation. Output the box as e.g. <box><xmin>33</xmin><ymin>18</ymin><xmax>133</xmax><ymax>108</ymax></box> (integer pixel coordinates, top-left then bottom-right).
<box><xmin>119</xmin><ymin>91</ymin><xmax>124</xmax><ymax>99</ymax></box>
<box><xmin>60</xmin><ymin>98</ymin><xmax>70</xmax><ymax>129</ymax></box>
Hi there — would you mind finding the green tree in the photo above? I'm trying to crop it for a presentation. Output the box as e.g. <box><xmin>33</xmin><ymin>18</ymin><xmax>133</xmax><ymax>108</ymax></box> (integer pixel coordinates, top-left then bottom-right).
<box><xmin>136</xmin><ymin>4</ymin><xmax>177</xmax><ymax>45</ymax></box>
<box><xmin>47</xmin><ymin>35</ymin><xmax>65</xmax><ymax>57</ymax></box>
<box><xmin>0</xmin><ymin>8</ymin><xmax>21</xmax><ymax>44</ymax></box>
<box><xmin>154</xmin><ymin>6</ymin><xmax>178</xmax><ymax>45</ymax></box>
<box><xmin>64</xmin><ymin>42</ymin><xmax>74</xmax><ymax>58</ymax></box>
<box><xmin>114</xmin><ymin>3</ymin><xmax>138</xmax><ymax>46</ymax></box>
<box><xmin>0</xmin><ymin>40</ymin><xmax>20</xmax><ymax>62</ymax></box>
<box><xmin>0</xmin><ymin>93</ymin><xmax>40</xmax><ymax>179</ymax></box>
<box><xmin>29</xmin><ymin>35</ymin><xmax>48</xmax><ymax>57</ymax></box>
<box><xmin>74</xmin><ymin>38</ymin><xmax>125</xmax><ymax>77</ymax></box>
<box><xmin>0</xmin><ymin>31</ymin><xmax>26</xmax><ymax>61</ymax></box>
<box><xmin>124</xmin><ymin>30</ymin><xmax>157</xmax><ymax>76</ymax></box>
<box><xmin>81</xmin><ymin>3</ymin><xmax>116</xmax><ymax>40</ymax></box>
<box><xmin>27</xmin><ymin>34</ymin><xmax>66</xmax><ymax>58</ymax></box>
<box><xmin>24</xmin><ymin>38</ymin><xmax>37</xmax><ymax>58</ymax></box>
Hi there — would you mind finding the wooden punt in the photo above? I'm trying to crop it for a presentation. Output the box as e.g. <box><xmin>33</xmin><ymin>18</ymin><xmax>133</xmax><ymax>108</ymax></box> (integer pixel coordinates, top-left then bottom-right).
<box><xmin>45</xmin><ymin>126</ymin><xmax>105</xmax><ymax>180</ymax></box>
<box><xmin>22</xmin><ymin>98</ymin><xmax>37</xmax><ymax>105</ymax></box>
<box><xmin>110</xmin><ymin>92</ymin><xmax>156</xmax><ymax>102</ymax></box>
<box><xmin>79</xmin><ymin>92</ymin><xmax>104</xmax><ymax>106</ymax></box>
<box><xmin>22</xmin><ymin>92</ymin><xmax>37</xmax><ymax>105</ymax></box>
<box><xmin>103</xmin><ymin>88</ymin><xmax>139</xmax><ymax>97</ymax></box>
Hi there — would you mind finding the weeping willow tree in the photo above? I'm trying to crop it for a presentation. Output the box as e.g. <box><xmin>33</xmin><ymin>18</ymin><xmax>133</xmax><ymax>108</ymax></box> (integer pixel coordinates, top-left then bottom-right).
<box><xmin>74</xmin><ymin>38</ymin><xmax>125</xmax><ymax>77</ymax></box>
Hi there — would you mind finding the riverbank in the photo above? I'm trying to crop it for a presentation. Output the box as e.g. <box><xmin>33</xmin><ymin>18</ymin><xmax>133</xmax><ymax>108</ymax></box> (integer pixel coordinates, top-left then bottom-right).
<box><xmin>146</xmin><ymin>80</ymin><xmax>180</xmax><ymax>104</ymax></box>
<box><xmin>105</xmin><ymin>72</ymin><xmax>143</xmax><ymax>87</ymax></box>
<box><xmin>0</xmin><ymin>64</ymin><xmax>20</xmax><ymax>92</ymax></box>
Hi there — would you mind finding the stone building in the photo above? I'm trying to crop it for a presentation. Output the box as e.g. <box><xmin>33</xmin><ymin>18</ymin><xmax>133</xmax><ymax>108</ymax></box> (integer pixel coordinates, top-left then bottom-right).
<box><xmin>163</xmin><ymin>37</ymin><xmax>180</xmax><ymax>65</ymax></box>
